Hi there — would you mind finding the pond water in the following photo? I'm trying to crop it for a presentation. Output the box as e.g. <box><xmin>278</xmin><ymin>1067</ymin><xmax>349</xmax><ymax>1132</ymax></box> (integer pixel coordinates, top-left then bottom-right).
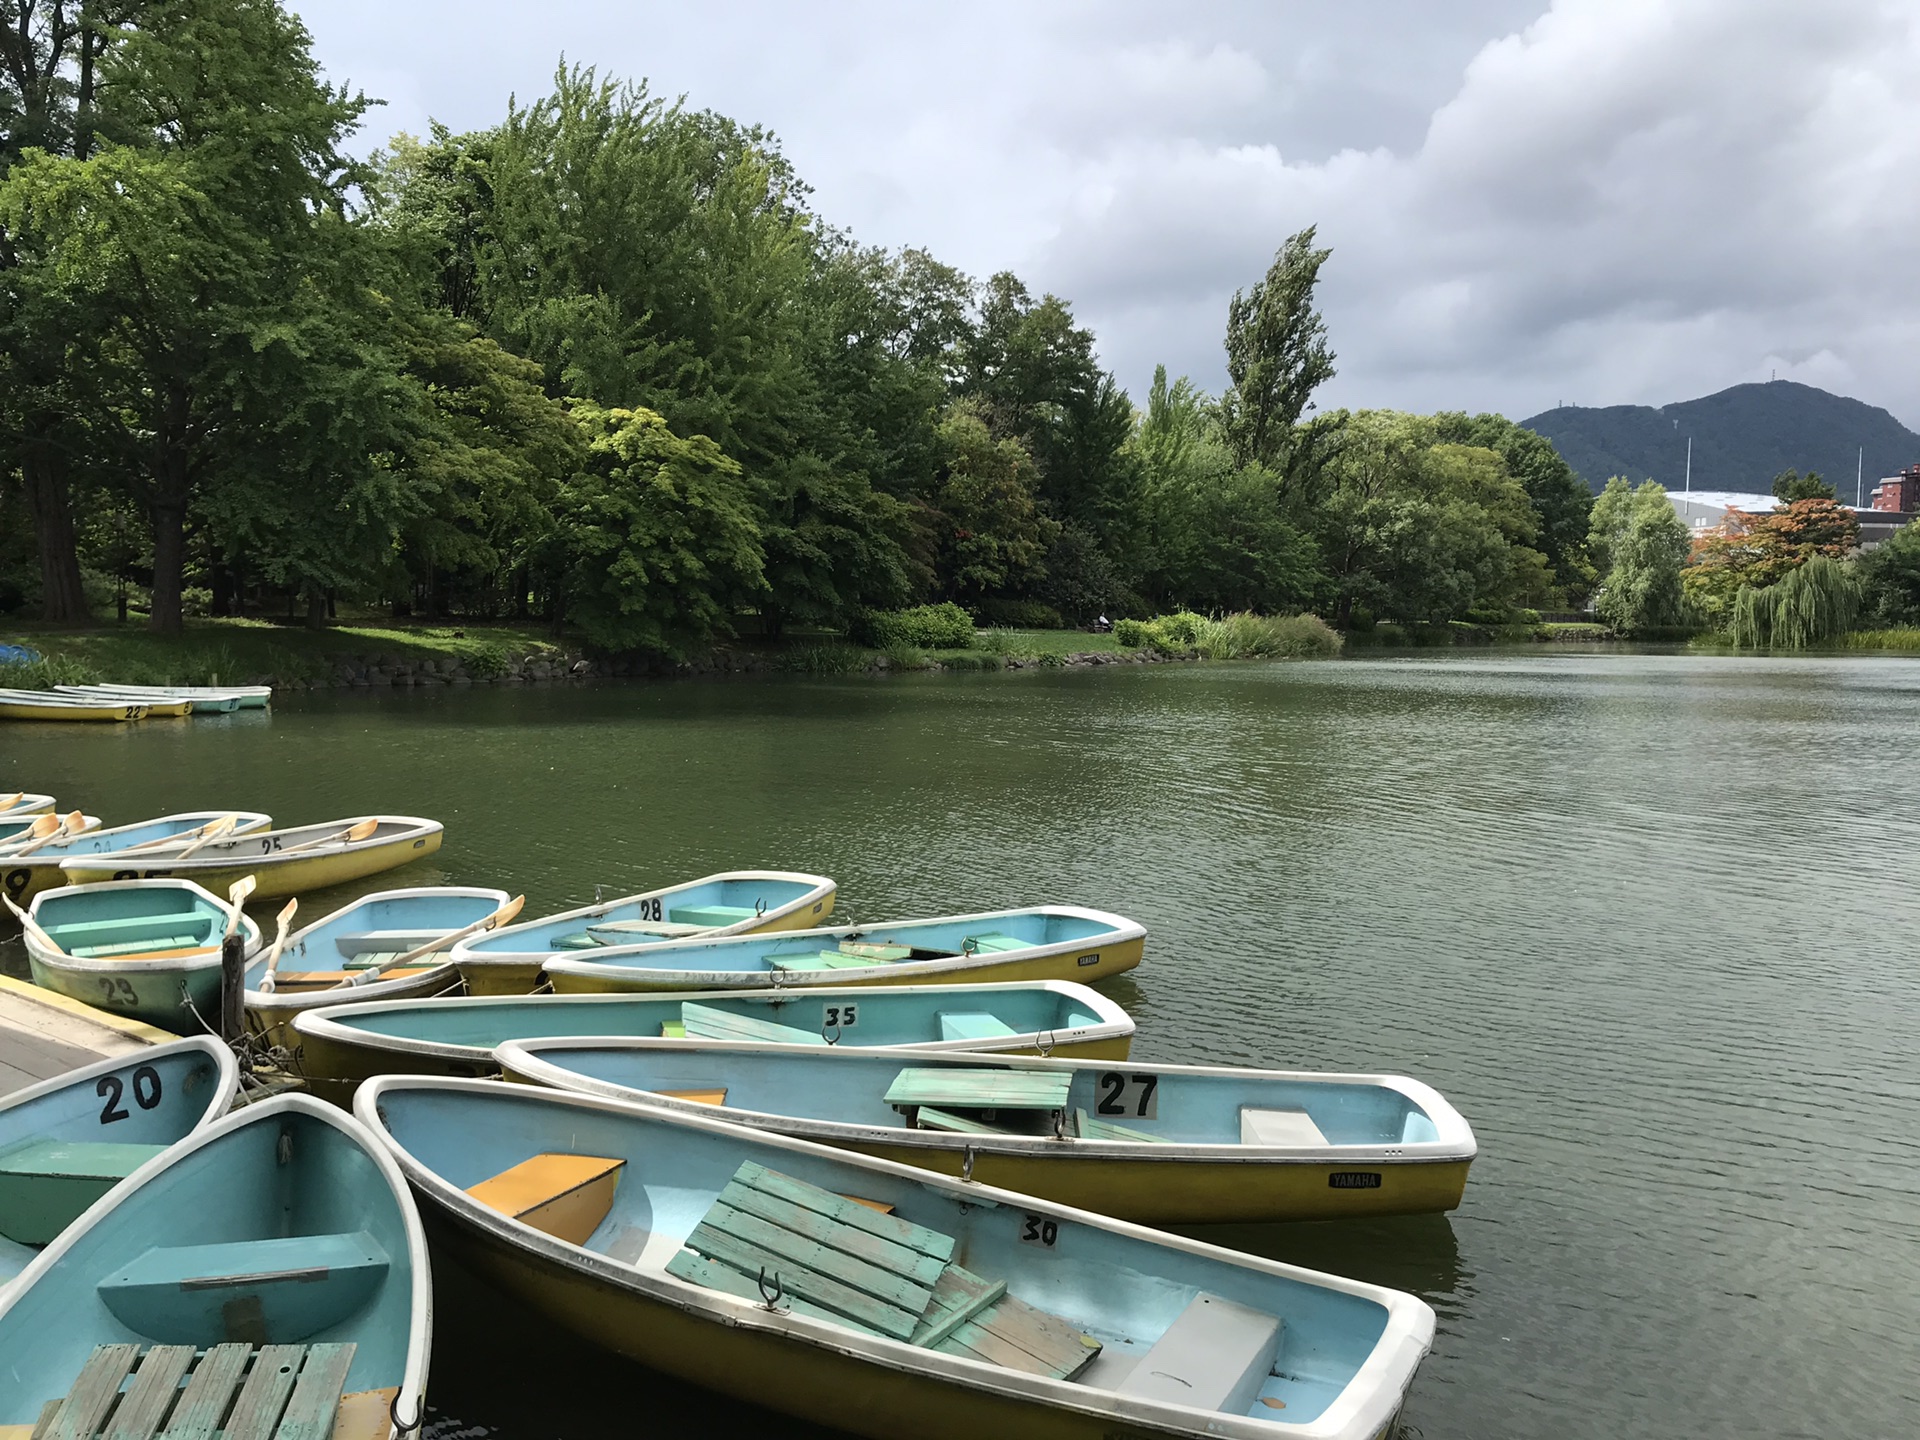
<box><xmin>5</xmin><ymin>650</ymin><xmax>1919</xmax><ymax>1439</ymax></box>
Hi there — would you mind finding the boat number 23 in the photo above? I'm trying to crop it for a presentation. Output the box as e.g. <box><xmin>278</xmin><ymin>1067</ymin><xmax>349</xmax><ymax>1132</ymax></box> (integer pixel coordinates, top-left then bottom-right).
<box><xmin>97</xmin><ymin>1065</ymin><xmax>163</xmax><ymax>1124</ymax></box>
<box><xmin>1096</xmin><ymin>1072</ymin><xmax>1159</xmax><ymax>1119</ymax></box>
<box><xmin>97</xmin><ymin>976</ymin><xmax>138</xmax><ymax>1008</ymax></box>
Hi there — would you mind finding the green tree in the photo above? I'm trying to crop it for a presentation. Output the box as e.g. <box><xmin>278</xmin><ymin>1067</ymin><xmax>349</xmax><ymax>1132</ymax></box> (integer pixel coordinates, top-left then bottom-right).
<box><xmin>549</xmin><ymin>401</ymin><xmax>765</xmax><ymax>654</ymax></box>
<box><xmin>932</xmin><ymin>403</ymin><xmax>1056</xmax><ymax>600</ymax></box>
<box><xmin>1433</xmin><ymin>412</ymin><xmax>1593</xmax><ymax>602</ymax></box>
<box><xmin>1771</xmin><ymin>468</ymin><xmax>1835</xmax><ymax>503</ymax></box>
<box><xmin>1592</xmin><ymin>482</ymin><xmax>1689</xmax><ymax>635</ymax></box>
<box><xmin>1858</xmin><ymin>519</ymin><xmax>1920</xmax><ymax>625</ymax></box>
<box><xmin>1219</xmin><ymin>227</ymin><xmax>1336</xmax><ymax>482</ymax></box>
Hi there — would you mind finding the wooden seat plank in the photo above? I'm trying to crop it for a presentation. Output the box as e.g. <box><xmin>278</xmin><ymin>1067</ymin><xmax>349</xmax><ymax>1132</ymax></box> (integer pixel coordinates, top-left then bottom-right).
<box><xmin>103</xmin><ymin>1346</ymin><xmax>194</xmax><ymax>1440</ymax></box>
<box><xmin>713</xmin><ymin>1185</ymin><xmax>947</xmax><ymax>1291</ymax></box>
<box><xmin>222</xmin><ymin>1345</ymin><xmax>305</xmax><ymax>1440</ymax></box>
<box><xmin>885</xmin><ymin>1068</ymin><xmax>1072</xmax><ymax>1112</ymax></box>
<box><xmin>467</xmin><ymin>1154</ymin><xmax>625</xmax><ymax>1246</ymax></box>
<box><xmin>913</xmin><ymin>1106</ymin><xmax>1012</xmax><ymax>1135</ymax></box>
<box><xmin>271</xmin><ymin>1343</ymin><xmax>357</xmax><ymax>1440</ymax></box>
<box><xmin>910</xmin><ymin>1265</ymin><xmax>1008</xmax><ymax>1350</ymax></box>
<box><xmin>1073</xmin><ymin>1108</ymin><xmax>1165</xmax><ymax>1143</ymax></box>
<box><xmin>679</xmin><ymin>1002</ymin><xmax>824</xmax><ymax>1046</ymax></box>
<box><xmin>156</xmin><ymin>1344</ymin><xmax>252</xmax><ymax>1440</ymax></box>
<box><xmin>732</xmin><ymin>1162</ymin><xmax>952</xmax><ymax>1261</ymax></box>
<box><xmin>681</xmin><ymin>1218</ymin><xmax>923</xmax><ymax>1339</ymax></box>
<box><xmin>43</xmin><ymin>1343</ymin><xmax>138</xmax><ymax>1440</ymax></box>
<box><xmin>935</xmin><ymin>1292</ymin><xmax>1103</xmax><ymax>1379</ymax></box>
<box><xmin>664</xmin><ymin>1250</ymin><xmax>886</xmax><ymax>1336</ymax></box>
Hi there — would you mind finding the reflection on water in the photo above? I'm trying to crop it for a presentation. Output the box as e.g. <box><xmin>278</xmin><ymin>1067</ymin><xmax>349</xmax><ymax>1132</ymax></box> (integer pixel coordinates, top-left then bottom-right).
<box><xmin>7</xmin><ymin>651</ymin><xmax>1920</xmax><ymax>1438</ymax></box>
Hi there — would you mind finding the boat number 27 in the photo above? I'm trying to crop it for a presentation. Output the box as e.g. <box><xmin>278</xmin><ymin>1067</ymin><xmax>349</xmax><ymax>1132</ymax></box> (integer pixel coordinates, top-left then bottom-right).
<box><xmin>97</xmin><ymin>1065</ymin><xmax>163</xmax><ymax>1124</ymax></box>
<box><xmin>1096</xmin><ymin>1072</ymin><xmax>1158</xmax><ymax>1119</ymax></box>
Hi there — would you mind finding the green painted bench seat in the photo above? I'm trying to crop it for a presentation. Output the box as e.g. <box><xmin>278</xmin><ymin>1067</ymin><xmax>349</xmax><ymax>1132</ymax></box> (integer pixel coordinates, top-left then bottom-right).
<box><xmin>0</xmin><ymin>1139</ymin><xmax>167</xmax><ymax>1245</ymax></box>
<box><xmin>549</xmin><ymin>931</ymin><xmax>604</xmax><ymax>950</ymax></box>
<box><xmin>343</xmin><ymin>951</ymin><xmax>404</xmax><ymax>969</ymax></box>
<box><xmin>72</xmin><ymin>933</ymin><xmax>209</xmax><ymax>958</ymax></box>
<box><xmin>679</xmin><ymin>1001</ymin><xmax>827</xmax><ymax>1046</ymax></box>
<box><xmin>912</xmin><ymin>1106</ymin><xmax>1011</xmax><ymax>1135</ymax></box>
<box><xmin>45</xmin><ymin>913</ymin><xmax>213</xmax><ymax>943</ymax></box>
<box><xmin>670</xmin><ymin>904</ymin><xmax>760</xmax><ymax>927</ymax></box>
<box><xmin>97</xmin><ymin>1231</ymin><xmax>389</xmax><ymax>1345</ymax></box>
<box><xmin>884</xmin><ymin>1068</ymin><xmax>1073</xmax><ymax>1112</ymax></box>
<box><xmin>34</xmin><ymin>1341</ymin><xmax>357</xmax><ymax>1440</ymax></box>
<box><xmin>1073</xmin><ymin>1108</ymin><xmax>1165</xmax><ymax>1143</ymax></box>
<box><xmin>960</xmin><ymin>933</ymin><xmax>1027</xmax><ymax>954</ymax></box>
<box><xmin>767</xmin><ymin>951</ymin><xmax>889</xmax><ymax>973</ymax></box>
<box><xmin>937</xmin><ymin>1012</ymin><xmax>1019</xmax><ymax>1043</ymax></box>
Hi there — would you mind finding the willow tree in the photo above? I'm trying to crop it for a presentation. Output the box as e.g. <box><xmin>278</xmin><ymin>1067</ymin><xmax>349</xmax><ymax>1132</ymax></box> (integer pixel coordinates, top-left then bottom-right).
<box><xmin>1731</xmin><ymin>556</ymin><xmax>1861</xmax><ymax>651</ymax></box>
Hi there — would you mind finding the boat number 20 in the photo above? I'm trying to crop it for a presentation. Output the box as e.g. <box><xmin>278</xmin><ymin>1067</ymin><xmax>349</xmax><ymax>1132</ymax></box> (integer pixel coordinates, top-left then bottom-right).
<box><xmin>1096</xmin><ymin>1072</ymin><xmax>1159</xmax><ymax>1119</ymax></box>
<box><xmin>1019</xmin><ymin>1214</ymin><xmax>1059</xmax><ymax>1248</ymax></box>
<box><xmin>98</xmin><ymin>1065</ymin><xmax>163</xmax><ymax>1124</ymax></box>
<box><xmin>822</xmin><ymin>1003</ymin><xmax>858</xmax><ymax>1030</ymax></box>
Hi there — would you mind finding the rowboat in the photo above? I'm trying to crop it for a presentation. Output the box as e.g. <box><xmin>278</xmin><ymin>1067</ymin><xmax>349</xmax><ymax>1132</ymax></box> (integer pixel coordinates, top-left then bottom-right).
<box><xmin>245</xmin><ymin>884</ymin><xmax>513</xmax><ymax>1049</ymax></box>
<box><xmin>55</xmin><ymin>681</ymin><xmax>272</xmax><ymax>710</ymax></box>
<box><xmin>0</xmin><ymin>1037</ymin><xmax>239</xmax><ymax>1286</ymax></box>
<box><xmin>59</xmin><ymin>814</ymin><xmax>445</xmax><ymax>899</ymax></box>
<box><xmin>23</xmin><ymin>878</ymin><xmax>263</xmax><ymax>1032</ymax></box>
<box><xmin>0</xmin><ymin>691</ymin><xmax>156</xmax><ymax>722</ymax></box>
<box><xmin>453</xmin><ymin>870</ymin><xmax>838</xmax><ymax>995</ymax></box>
<box><xmin>0</xmin><ymin>810</ymin><xmax>271</xmax><ymax>907</ymax></box>
<box><xmin>359</xmin><ymin>1076</ymin><xmax>1432</xmax><ymax>1440</ymax></box>
<box><xmin>0</xmin><ymin>1094</ymin><xmax>430</xmax><ymax>1437</ymax></box>
<box><xmin>288</xmin><ymin>981</ymin><xmax>1137</xmax><ymax>1103</ymax></box>
<box><xmin>55</xmin><ymin>684</ymin><xmax>241</xmax><ymax>714</ymax></box>
<box><xmin>539</xmin><ymin>904</ymin><xmax>1146</xmax><ymax>994</ymax></box>
<box><xmin>0</xmin><ymin>793</ymin><xmax>55</xmax><ymax>818</ymax></box>
<box><xmin>498</xmin><ymin>1040</ymin><xmax>1477</xmax><ymax>1224</ymax></box>
<box><xmin>0</xmin><ymin>811</ymin><xmax>101</xmax><ymax>852</ymax></box>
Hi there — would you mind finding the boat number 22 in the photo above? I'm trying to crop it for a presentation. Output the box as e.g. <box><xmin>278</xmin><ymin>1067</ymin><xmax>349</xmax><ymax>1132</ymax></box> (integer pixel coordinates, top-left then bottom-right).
<box><xmin>1096</xmin><ymin>1072</ymin><xmax>1159</xmax><ymax>1119</ymax></box>
<box><xmin>97</xmin><ymin>1065</ymin><xmax>163</xmax><ymax>1124</ymax></box>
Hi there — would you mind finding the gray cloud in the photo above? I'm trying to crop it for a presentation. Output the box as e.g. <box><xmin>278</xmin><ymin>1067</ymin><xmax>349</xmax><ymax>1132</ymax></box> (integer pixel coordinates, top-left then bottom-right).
<box><xmin>292</xmin><ymin>0</ymin><xmax>1920</xmax><ymax>426</ymax></box>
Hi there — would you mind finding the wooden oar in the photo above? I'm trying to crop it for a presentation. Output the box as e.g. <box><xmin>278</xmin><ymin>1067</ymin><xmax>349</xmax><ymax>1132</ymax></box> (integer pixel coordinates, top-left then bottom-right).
<box><xmin>1</xmin><ymin>892</ymin><xmax>61</xmax><ymax>954</ymax></box>
<box><xmin>0</xmin><ymin>792</ymin><xmax>25</xmax><ymax>814</ymax></box>
<box><xmin>224</xmin><ymin>875</ymin><xmax>256</xmax><ymax>941</ymax></box>
<box><xmin>121</xmin><ymin>814</ymin><xmax>241</xmax><ymax>853</ymax></box>
<box><xmin>7</xmin><ymin>810</ymin><xmax>87</xmax><ymax>858</ymax></box>
<box><xmin>0</xmin><ymin>813</ymin><xmax>61</xmax><ymax>854</ymax></box>
<box><xmin>254</xmin><ymin>898</ymin><xmax>300</xmax><ymax>994</ymax></box>
<box><xmin>282</xmin><ymin>818</ymin><xmax>381</xmax><ymax>854</ymax></box>
<box><xmin>337</xmin><ymin>894</ymin><xmax>525</xmax><ymax>988</ymax></box>
<box><xmin>172</xmin><ymin>814</ymin><xmax>240</xmax><ymax>861</ymax></box>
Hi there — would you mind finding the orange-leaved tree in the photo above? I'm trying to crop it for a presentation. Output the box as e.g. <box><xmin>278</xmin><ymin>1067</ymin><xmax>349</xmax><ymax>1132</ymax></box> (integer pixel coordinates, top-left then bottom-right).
<box><xmin>1684</xmin><ymin>497</ymin><xmax>1858</xmax><ymax>626</ymax></box>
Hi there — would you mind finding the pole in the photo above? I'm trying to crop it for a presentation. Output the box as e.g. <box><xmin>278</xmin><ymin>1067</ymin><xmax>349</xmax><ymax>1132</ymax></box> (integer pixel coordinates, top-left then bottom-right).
<box><xmin>220</xmin><ymin>931</ymin><xmax>246</xmax><ymax>1043</ymax></box>
<box><xmin>1685</xmin><ymin>437</ymin><xmax>1692</xmax><ymax>494</ymax></box>
<box><xmin>1858</xmin><ymin>447</ymin><xmax>1864</xmax><ymax>508</ymax></box>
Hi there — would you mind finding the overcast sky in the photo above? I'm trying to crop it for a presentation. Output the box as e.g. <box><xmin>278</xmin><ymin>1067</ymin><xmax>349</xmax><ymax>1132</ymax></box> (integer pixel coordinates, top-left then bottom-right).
<box><xmin>291</xmin><ymin>0</ymin><xmax>1920</xmax><ymax>427</ymax></box>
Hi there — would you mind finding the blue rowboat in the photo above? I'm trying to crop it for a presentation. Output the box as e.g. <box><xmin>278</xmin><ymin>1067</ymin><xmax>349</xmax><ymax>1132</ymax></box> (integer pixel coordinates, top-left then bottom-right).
<box><xmin>55</xmin><ymin>682</ymin><xmax>272</xmax><ymax>711</ymax></box>
<box><xmin>0</xmin><ymin>1037</ymin><xmax>239</xmax><ymax>1285</ymax></box>
<box><xmin>0</xmin><ymin>812</ymin><xmax>101</xmax><ymax>851</ymax></box>
<box><xmin>538</xmin><ymin>904</ymin><xmax>1146</xmax><ymax>994</ymax></box>
<box><xmin>451</xmin><ymin>870</ymin><xmax>838</xmax><ymax>995</ymax></box>
<box><xmin>288</xmin><ymin>980</ymin><xmax>1137</xmax><ymax>1103</ymax></box>
<box><xmin>0</xmin><ymin>793</ymin><xmax>56</xmax><ymax>819</ymax></box>
<box><xmin>359</xmin><ymin>1076</ymin><xmax>1432</xmax><ymax>1440</ymax></box>
<box><xmin>0</xmin><ymin>1093</ymin><xmax>429</xmax><ymax>1434</ymax></box>
<box><xmin>1</xmin><ymin>810</ymin><xmax>272</xmax><ymax>907</ymax></box>
<box><xmin>498</xmin><ymin>1039</ymin><xmax>1477</xmax><ymax>1225</ymax></box>
<box><xmin>25</xmin><ymin>878</ymin><xmax>263</xmax><ymax>1033</ymax></box>
<box><xmin>245</xmin><ymin>884</ymin><xmax>512</xmax><ymax>1046</ymax></box>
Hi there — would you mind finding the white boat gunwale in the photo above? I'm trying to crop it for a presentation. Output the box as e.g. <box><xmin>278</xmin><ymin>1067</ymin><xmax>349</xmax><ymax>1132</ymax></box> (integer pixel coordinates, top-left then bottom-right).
<box><xmin>0</xmin><ymin>1092</ymin><xmax>431</xmax><ymax>1420</ymax></box>
<box><xmin>3</xmin><ymin>811</ymin><xmax>271</xmax><ymax>858</ymax></box>
<box><xmin>25</xmin><ymin>877</ymin><xmax>265</xmax><ymax>971</ymax></box>
<box><xmin>355</xmin><ymin>1074</ymin><xmax>1432</xmax><ymax>1440</ymax></box>
<box><xmin>59</xmin><ymin>814</ymin><xmax>444</xmax><ymax>876</ymax></box>
<box><xmin>0</xmin><ymin>1034</ymin><xmax>240</xmax><ymax>1130</ymax></box>
<box><xmin>291</xmin><ymin>979</ymin><xmax>1137</xmax><ymax>1068</ymax></box>
<box><xmin>495</xmin><ymin>1037</ymin><xmax>1479</xmax><ymax>1166</ymax></box>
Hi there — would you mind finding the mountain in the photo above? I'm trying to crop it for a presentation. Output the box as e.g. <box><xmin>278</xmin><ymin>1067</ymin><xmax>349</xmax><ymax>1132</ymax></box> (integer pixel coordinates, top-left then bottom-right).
<box><xmin>1520</xmin><ymin>381</ymin><xmax>1920</xmax><ymax>497</ymax></box>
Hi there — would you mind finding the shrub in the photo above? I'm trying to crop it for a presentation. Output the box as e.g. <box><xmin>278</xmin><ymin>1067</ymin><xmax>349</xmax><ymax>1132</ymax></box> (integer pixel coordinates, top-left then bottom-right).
<box><xmin>971</xmin><ymin>598</ymin><xmax>1065</xmax><ymax>630</ymax></box>
<box><xmin>881</xmin><ymin>641</ymin><xmax>930</xmax><ymax>670</ymax></box>
<box><xmin>0</xmin><ymin>654</ymin><xmax>98</xmax><ymax>689</ymax></box>
<box><xmin>464</xmin><ymin>643</ymin><xmax>511</xmax><ymax>679</ymax></box>
<box><xmin>851</xmin><ymin>602</ymin><xmax>975</xmax><ymax>650</ymax></box>
<box><xmin>780</xmin><ymin>643</ymin><xmax>867</xmax><ymax>674</ymax></box>
<box><xmin>1195</xmin><ymin>612</ymin><xmax>1343</xmax><ymax>660</ymax></box>
<box><xmin>1113</xmin><ymin>618</ymin><xmax>1151</xmax><ymax>648</ymax></box>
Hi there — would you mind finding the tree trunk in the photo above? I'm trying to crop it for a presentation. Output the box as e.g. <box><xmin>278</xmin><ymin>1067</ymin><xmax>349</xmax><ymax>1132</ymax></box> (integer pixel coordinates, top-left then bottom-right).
<box><xmin>19</xmin><ymin>445</ymin><xmax>90</xmax><ymax>624</ymax></box>
<box><xmin>148</xmin><ymin>499</ymin><xmax>186</xmax><ymax>633</ymax></box>
<box><xmin>305</xmin><ymin>588</ymin><xmax>328</xmax><ymax>629</ymax></box>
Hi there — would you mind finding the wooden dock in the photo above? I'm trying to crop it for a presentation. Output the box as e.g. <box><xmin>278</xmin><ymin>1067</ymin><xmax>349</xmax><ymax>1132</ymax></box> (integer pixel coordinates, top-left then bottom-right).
<box><xmin>0</xmin><ymin>975</ymin><xmax>167</xmax><ymax>1099</ymax></box>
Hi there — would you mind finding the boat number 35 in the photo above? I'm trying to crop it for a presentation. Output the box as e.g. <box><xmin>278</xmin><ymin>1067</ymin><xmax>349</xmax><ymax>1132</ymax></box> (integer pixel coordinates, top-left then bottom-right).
<box><xmin>1019</xmin><ymin>1214</ymin><xmax>1059</xmax><ymax>1248</ymax></box>
<box><xmin>1096</xmin><ymin>1072</ymin><xmax>1159</xmax><ymax>1119</ymax></box>
<box><xmin>98</xmin><ymin>1064</ymin><xmax>163</xmax><ymax>1124</ymax></box>
<box><xmin>821</xmin><ymin>1003</ymin><xmax>859</xmax><ymax>1030</ymax></box>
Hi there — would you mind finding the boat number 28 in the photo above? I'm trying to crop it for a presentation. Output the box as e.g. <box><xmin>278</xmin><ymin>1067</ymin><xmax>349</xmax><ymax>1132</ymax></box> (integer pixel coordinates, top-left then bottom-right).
<box><xmin>1096</xmin><ymin>1072</ymin><xmax>1159</xmax><ymax>1119</ymax></box>
<box><xmin>634</xmin><ymin>898</ymin><xmax>664</xmax><ymax>921</ymax></box>
<box><xmin>97</xmin><ymin>1065</ymin><xmax>163</xmax><ymax>1124</ymax></box>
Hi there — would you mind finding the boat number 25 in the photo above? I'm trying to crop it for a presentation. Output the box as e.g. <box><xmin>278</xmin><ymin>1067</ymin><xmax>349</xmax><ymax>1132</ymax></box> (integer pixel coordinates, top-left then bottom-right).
<box><xmin>822</xmin><ymin>1003</ymin><xmax>858</xmax><ymax>1030</ymax></box>
<box><xmin>259</xmin><ymin>836</ymin><xmax>283</xmax><ymax>853</ymax></box>
<box><xmin>1019</xmin><ymin>1214</ymin><xmax>1059</xmax><ymax>1248</ymax></box>
<box><xmin>98</xmin><ymin>1065</ymin><xmax>163</xmax><ymax>1124</ymax></box>
<box><xmin>1096</xmin><ymin>1072</ymin><xmax>1159</xmax><ymax>1119</ymax></box>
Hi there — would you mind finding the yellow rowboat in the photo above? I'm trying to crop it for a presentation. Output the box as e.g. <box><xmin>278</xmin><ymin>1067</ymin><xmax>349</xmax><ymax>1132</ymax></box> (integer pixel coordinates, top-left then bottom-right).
<box><xmin>0</xmin><ymin>794</ymin><xmax>56</xmax><ymax>818</ymax></box>
<box><xmin>540</xmin><ymin>905</ymin><xmax>1146</xmax><ymax>995</ymax></box>
<box><xmin>454</xmin><ymin>871</ymin><xmax>838</xmax><ymax>996</ymax></box>
<box><xmin>1</xmin><ymin>811</ymin><xmax>271</xmax><ymax>908</ymax></box>
<box><xmin>58</xmin><ymin>814</ymin><xmax>444</xmax><ymax>900</ymax></box>
<box><xmin>287</xmin><ymin>980</ymin><xmax>1137</xmax><ymax>1104</ymax></box>
<box><xmin>0</xmin><ymin>693</ymin><xmax>155</xmax><ymax>722</ymax></box>
<box><xmin>358</xmin><ymin>1077</ymin><xmax>1435</xmax><ymax>1440</ymax></box>
<box><xmin>499</xmin><ymin>1040</ymin><xmax>1477</xmax><ymax>1225</ymax></box>
<box><xmin>0</xmin><ymin>813</ymin><xmax>101</xmax><ymax>857</ymax></box>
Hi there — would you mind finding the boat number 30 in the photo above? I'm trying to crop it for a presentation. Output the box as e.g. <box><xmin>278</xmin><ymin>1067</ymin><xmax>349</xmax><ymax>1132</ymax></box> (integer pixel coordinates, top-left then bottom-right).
<box><xmin>97</xmin><ymin>1065</ymin><xmax>163</xmax><ymax>1124</ymax></box>
<box><xmin>1019</xmin><ymin>1214</ymin><xmax>1059</xmax><ymax>1248</ymax></box>
<box><xmin>1096</xmin><ymin>1072</ymin><xmax>1159</xmax><ymax>1119</ymax></box>
<box><xmin>821</xmin><ymin>1003</ymin><xmax>859</xmax><ymax>1030</ymax></box>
